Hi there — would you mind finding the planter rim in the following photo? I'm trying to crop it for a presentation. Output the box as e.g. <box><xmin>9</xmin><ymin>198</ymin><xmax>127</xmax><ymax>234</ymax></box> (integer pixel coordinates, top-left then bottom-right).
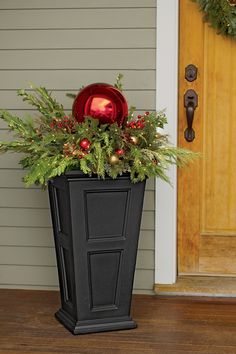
<box><xmin>51</xmin><ymin>170</ymin><xmax>147</xmax><ymax>182</ymax></box>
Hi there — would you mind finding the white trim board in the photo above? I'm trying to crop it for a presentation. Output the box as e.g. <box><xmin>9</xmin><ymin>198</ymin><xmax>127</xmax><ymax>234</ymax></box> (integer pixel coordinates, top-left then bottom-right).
<box><xmin>155</xmin><ymin>0</ymin><xmax>179</xmax><ymax>284</ymax></box>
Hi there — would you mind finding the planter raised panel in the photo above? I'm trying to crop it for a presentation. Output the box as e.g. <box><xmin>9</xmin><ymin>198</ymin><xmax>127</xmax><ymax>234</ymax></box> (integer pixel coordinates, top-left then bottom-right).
<box><xmin>49</xmin><ymin>171</ymin><xmax>146</xmax><ymax>335</ymax></box>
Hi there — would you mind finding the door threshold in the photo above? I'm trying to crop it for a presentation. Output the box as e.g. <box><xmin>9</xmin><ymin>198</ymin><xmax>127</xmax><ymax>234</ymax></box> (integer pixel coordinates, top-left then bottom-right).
<box><xmin>154</xmin><ymin>276</ymin><xmax>236</xmax><ymax>297</ymax></box>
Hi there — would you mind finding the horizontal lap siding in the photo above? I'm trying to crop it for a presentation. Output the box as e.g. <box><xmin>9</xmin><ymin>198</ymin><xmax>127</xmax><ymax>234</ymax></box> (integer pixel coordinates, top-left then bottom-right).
<box><xmin>0</xmin><ymin>0</ymin><xmax>156</xmax><ymax>294</ymax></box>
<box><xmin>0</xmin><ymin>189</ymin><xmax>154</xmax><ymax>209</ymax></box>
<box><xmin>0</xmin><ymin>9</ymin><xmax>155</xmax><ymax>29</ymax></box>
<box><xmin>0</xmin><ymin>1</ymin><xmax>156</xmax><ymax>9</ymax></box>
<box><xmin>0</xmin><ymin>91</ymin><xmax>155</xmax><ymax>111</ymax></box>
<box><xmin>0</xmin><ymin>50</ymin><xmax>155</xmax><ymax>70</ymax></box>
<box><xmin>0</xmin><ymin>71</ymin><xmax>156</xmax><ymax>90</ymax></box>
<box><xmin>0</xmin><ymin>29</ymin><xmax>155</xmax><ymax>49</ymax></box>
<box><xmin>0</xmin><ymin>208</ymin><xmax>154</xmax><ymax>229</ymax></box>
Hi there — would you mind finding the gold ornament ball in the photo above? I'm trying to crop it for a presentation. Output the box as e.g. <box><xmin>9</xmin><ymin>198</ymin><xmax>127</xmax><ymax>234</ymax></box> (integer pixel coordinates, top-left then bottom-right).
<box><xmin>109</xmin><ymin>155</ymin><xmax>120</xmax><ymax>165</ymax></box>
<box><xmin>130</xmin><ymin>136</ymin><xmax>139</xmax><ymax>145</ymax></box>
<box><xmin>155</xmin><ymin>133</ymin><xmax>161</xmax><ymax>139</ymax></box>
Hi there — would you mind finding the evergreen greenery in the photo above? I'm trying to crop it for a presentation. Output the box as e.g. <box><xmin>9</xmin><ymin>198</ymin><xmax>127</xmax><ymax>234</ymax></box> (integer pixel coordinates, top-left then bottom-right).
<box><xmin>0</xmin><ymin>79</ymin><xmax>196</xmax><ymax>188</ymax></box>
<box><xmin>192</xmin><ymin>0</ymin><xmax>236</xmax><ymax>39</ymax></box>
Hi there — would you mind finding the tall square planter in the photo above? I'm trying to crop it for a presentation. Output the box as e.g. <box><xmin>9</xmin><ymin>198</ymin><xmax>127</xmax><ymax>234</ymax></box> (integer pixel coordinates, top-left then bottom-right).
<box><xmin>48</xmin><ymin>171</ymin><xmax>146</xmax><ymax>335</ymax></box>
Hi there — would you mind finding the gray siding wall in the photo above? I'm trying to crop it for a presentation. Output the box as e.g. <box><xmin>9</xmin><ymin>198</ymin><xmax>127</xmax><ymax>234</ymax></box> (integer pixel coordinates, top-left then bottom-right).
<box><xmin>0</xmin><ymin>0</ymin><xmax>156</xmax><ymax>294</ymax></box>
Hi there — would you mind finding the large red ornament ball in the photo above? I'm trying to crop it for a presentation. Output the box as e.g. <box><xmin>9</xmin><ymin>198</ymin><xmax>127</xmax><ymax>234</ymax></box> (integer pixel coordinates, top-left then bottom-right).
<box><xmin>79</xmin><ymin>138</ymin><xmax>91</xmax><ymax>150</ymax></box>
<box><xmin>72</xmin><ymin>83</ymin><xmax>128</xmax><ymax>126</ymax></box>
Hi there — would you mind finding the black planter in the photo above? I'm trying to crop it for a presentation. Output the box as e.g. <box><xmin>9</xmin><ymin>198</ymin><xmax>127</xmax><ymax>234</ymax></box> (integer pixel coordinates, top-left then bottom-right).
<box><xmin>48</xmin><ymin>171</ymin><xmax>146</xmax><ymax>335</ymax></box>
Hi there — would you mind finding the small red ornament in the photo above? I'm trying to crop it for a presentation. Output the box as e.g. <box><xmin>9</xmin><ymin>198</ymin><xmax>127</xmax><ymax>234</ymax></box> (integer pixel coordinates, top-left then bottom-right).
<box><xmin>72</xmin><ymin>83</ymin><xmax>128</xmax><ymax>126</ymax></box>
<box><xmin>79</xmin><ymin>138</ymin><xmax>91</xmax><ymax>150</ymax></box>
<box><xmin>115</xmin><ymin>148</ymin><xmax>125</xmax><ymax>156</ymax></box>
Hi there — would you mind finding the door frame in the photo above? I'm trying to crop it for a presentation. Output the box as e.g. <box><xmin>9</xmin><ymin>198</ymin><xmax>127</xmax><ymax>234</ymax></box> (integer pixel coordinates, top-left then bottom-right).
<box><xmin>155</xmin><ymin>0</ymin><xmax>179</xmax><ymax>284</ymax></box>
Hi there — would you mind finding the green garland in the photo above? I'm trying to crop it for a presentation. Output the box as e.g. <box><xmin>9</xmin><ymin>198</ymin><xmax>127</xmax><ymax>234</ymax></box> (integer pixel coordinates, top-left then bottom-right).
<box><xmin>0</xmin><ymin>79</ymin><xmax>196</xmax><ymax>188</ymax></box>
<box><xmin>192</xmin><ymin>0</ymin><xmax>236</xmax><ymax>39</ymax></box>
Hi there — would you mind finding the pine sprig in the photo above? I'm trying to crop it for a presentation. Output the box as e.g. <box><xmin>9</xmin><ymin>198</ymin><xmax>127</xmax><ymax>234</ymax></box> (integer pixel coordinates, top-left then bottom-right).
<box><xmin>0</xmin><ymin>110</ymin><xmax>36</xmax><ymax>138</ymax></box>
<box><xmin>114</xmin><ymin>73</ymin><xmax>124</xmax><ymax>91</ymax></box>
<box><xmin>17</xmin><ymin>84</ymin><xmax>65</xmax><ymax>120</ymax></box>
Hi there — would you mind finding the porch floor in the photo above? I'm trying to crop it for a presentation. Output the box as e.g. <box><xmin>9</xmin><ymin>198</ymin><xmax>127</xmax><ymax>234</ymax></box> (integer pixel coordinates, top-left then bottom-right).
<box><xmin>0</xmin><ymin>290</ymin><xmax>236</xmax><ymax>354</ymax></box>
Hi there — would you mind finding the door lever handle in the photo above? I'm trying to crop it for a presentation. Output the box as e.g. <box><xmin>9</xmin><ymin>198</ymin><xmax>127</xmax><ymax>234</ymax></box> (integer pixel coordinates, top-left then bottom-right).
<box><xmin>184</xmin><ymin>89</ymin><xmax>198</xmax><ymax>142</ymax></box>
<box><xmin>185</xmin><ymin>103</ymin><xmax>195</xmax><ymax>142</ymax></box>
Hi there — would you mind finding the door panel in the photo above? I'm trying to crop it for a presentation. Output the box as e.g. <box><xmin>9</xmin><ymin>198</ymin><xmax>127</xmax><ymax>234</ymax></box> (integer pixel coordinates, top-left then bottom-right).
<box><xmin>178</xmin><ymin>0</ymin><xmax>236</xmax><ymax>276</ymax></box>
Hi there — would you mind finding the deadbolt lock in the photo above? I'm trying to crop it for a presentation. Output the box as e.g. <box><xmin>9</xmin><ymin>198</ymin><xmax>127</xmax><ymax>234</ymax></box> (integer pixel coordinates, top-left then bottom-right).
<box><xmin>185</xmin><ymin>64</ymin><xmax>198</xmax><ymax>82</ymax></box>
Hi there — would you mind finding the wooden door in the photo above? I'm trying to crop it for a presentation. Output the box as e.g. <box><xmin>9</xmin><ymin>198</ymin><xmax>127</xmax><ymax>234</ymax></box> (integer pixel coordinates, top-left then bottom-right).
<box><xmin>178</xmin><ymin>0</ymin><xmax>236</xmax><ymax>277</ymax></box>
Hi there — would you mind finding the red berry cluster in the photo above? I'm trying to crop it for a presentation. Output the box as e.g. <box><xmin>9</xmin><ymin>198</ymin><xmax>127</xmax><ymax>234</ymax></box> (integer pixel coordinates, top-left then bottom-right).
<box><xmin>126</xmin><ymin>120</ymin><xmax>144</xmax><ymax>129</ymax></box>
<box><xmin>63</xmin><ymin>142</ymin><xmax>87</xmax><ymax>159</ymax></box>
<box><xmin>50</xmin><ymin>116</ymin><xmax>77</xmax><ymax>133</ymax></box>
<box><xmin>126</xmin><ymin>112</ymin><xmax>149</xmax><ymax>129</ymax></box>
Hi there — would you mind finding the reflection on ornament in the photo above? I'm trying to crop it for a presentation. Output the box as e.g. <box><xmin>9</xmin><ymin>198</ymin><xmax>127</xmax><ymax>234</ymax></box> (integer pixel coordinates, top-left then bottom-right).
<box><xmin>109</xmin><ymin>155</ymin><xmax>120</xmax><ymax>165</ymax></box>
<box><xmin>130</xmin><ymin>136</ymin><xmax>139</xmax><ymax>145</ymax></box>
<box><xmin>72</xmin><ymin>83</ymin><xmax>128</xmax><ymax>126</ymax></box>
<box><xmin>88</xmin><ymin>97</ymin><xmax>114</xmax><ymax>122</ymax></box>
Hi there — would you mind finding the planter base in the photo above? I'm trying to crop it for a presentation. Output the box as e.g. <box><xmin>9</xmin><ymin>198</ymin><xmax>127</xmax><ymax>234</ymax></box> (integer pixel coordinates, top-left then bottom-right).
<box><xmin>55</xmin><ymin>309</ymin><xmax>137</xmax><ymax>335</ymax></box>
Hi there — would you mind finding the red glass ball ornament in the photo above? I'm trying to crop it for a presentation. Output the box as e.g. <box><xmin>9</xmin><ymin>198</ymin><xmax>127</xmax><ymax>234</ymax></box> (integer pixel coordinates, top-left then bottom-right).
<box><xmin>115</xmin><ymin>148</ymin><xmax>125</xmax><ymax>156</ymax></box>
<box><xmin>72</xmin><ymin>83</ymin><xmax>128</xmax><ymax>126</ymax></box>
<box><xmin>79</xmin><ymin>138</ymin><xmax>91</xmax><ymax>150</ymax></box>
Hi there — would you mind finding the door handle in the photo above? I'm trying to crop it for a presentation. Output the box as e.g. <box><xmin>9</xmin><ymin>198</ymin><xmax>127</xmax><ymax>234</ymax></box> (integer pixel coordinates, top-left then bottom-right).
<box><xmin>184</xmin><ymin>89</ymin><xmax>198</xmax><ymax>142</ymax></box>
